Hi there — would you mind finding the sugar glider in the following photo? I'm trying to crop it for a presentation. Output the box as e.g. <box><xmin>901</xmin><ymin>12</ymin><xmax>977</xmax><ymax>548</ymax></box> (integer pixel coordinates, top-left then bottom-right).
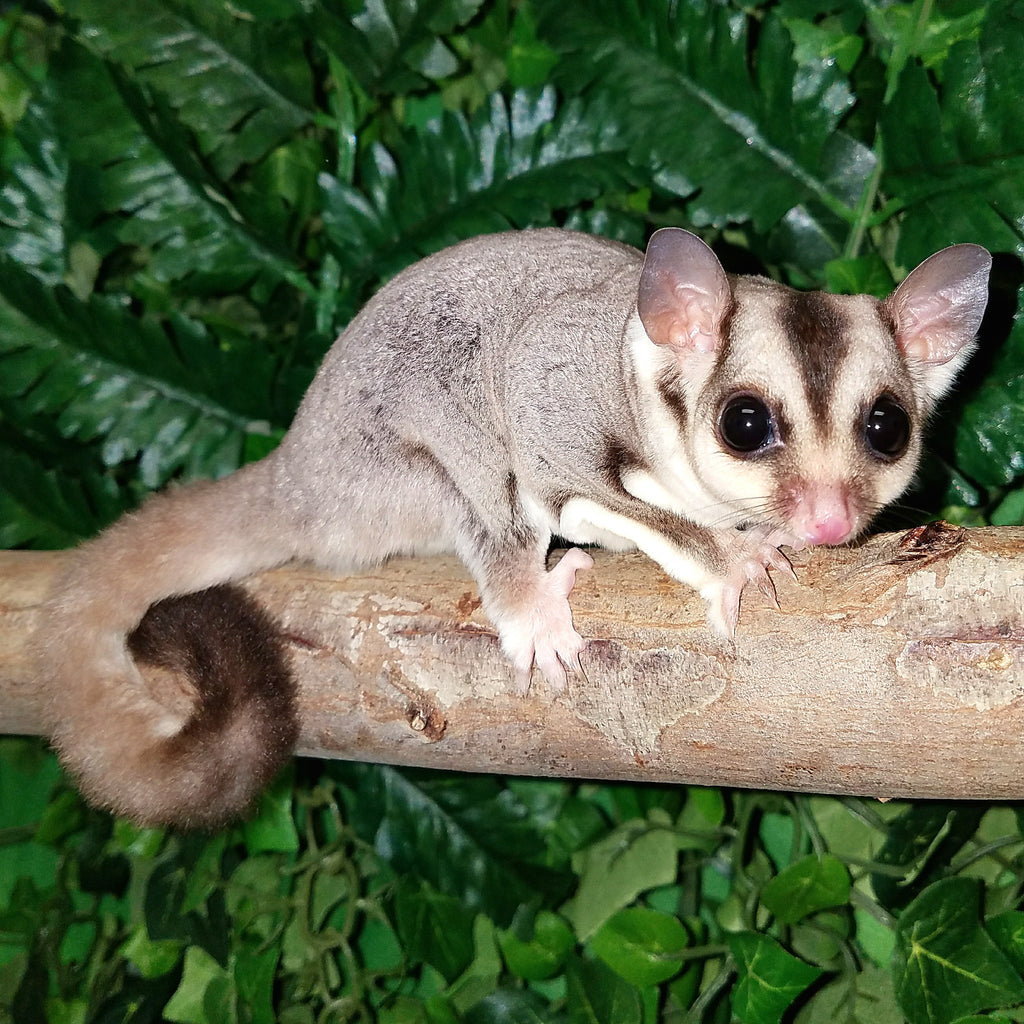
<box><xmin>34</xmin><ymin>227</ymin><xmax>991</xmax><ymax>826</ymax></box>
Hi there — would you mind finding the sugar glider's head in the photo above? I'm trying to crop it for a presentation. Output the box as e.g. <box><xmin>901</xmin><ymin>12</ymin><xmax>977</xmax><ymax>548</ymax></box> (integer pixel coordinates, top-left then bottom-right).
<box><xmin>636</xmin><ymin>228</ymin><xmax>991</xmax><ymax>546</ymax></box>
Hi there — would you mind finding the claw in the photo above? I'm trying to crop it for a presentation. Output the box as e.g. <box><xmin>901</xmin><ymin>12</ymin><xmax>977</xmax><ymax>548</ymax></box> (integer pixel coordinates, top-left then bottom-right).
<box><xmin>701</xmin><ymin>528</ymin><xmax>798</xmax><ymax>634</ymax></box>
<box><xmin>755</xmin><ymin>572</ymin><xmax>780</xmax><ymax>608</ymax></box>
<box><xmin>496</xmin><ymin>548</ymin><xmax>592</xmax><ymax>691</ymax></box>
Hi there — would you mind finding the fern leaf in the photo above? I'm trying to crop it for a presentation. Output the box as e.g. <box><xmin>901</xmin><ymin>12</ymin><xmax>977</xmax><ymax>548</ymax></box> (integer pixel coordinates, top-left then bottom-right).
<box><xmin>313</xmin><ymin>0</ymin><xmax>486</xmax><ymax>96</ymax></box>
<box><xmin>63</xmin><ymin>0</ymin><xmax>315</xmax><ymax>178</ymax></box>
<box><xmin>0</xmin><ymin>442</ymin><xmax>129</xmax><ymax>546</ymax></box>
<box><xmin>0</xmin><ymin>256</ymin><xmax>275</xmax><ymax>489</ymax></box>
<box><xmin>319</xmin><ymin>87</ymin><xmax>636</xmax><ymax>315</ymax></box>
<box><xmin>42</xmin><ymin>41</ymin><xmax>306</xmax><ymax>292</ymax></box>
<box><xmin>534</xmin><ymin>0</ymin><xmax>871</xmax><ymax>242</ymax></box>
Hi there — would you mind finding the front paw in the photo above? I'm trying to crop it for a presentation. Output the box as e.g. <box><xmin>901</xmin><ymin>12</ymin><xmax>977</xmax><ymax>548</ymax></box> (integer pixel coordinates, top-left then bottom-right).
<box><xmin>497</xmin><ymin>548</ymin><xmax>593</xmax><ymax>692</ymax></box>
<box><xmin>700</xmin><ymin>528</ymin><xmax>796</xmax><ymax>636</ymax></box>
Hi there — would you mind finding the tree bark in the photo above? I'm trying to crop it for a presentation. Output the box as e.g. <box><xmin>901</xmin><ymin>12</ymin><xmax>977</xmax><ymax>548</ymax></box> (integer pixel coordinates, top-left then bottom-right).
<box><xmin>3</xmin><ymin>523</ymin><xmax>1023</xmax><ymax>799</ymax></box>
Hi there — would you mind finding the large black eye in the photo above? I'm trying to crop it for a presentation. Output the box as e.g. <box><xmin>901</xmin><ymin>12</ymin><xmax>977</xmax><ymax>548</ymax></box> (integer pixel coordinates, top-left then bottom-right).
<box><xmin>719</xmin><ymin>394</ymin><xmax>775</xmax><ymax>454</ymax></box>
<box><xmin>865</xmin><ymin>396</ymin><xmax>910</xmax><ymax>458</ymax></box>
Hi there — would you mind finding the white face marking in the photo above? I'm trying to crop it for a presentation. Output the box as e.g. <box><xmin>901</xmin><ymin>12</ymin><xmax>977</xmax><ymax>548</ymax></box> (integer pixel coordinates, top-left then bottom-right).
<box><xmin>630</xmin><ymin>284</ymin><xmax>927</xmax><ymax>544</ymax></box>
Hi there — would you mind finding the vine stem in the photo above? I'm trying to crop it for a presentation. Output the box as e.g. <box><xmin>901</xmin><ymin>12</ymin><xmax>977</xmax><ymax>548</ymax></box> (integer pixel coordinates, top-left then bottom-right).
<box><xmin>683</xmin><ymin>956</ymin><xmax>736</xmax><ymax>1024</ymax></box>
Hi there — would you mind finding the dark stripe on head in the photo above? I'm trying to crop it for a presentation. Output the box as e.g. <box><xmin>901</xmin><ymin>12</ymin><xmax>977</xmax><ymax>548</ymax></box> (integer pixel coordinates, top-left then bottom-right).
<box><xmin>599</xmin><ymin>433</ymin><xmax>648</xmax><ymax>493</ymax></box>
<box><xmin>656</xmin><ymin>366</ymin><xmax>688</xmax><ymax>433</ymax></box>
<box><xmin>780</xmin><ymin>292</ymin><xmax>850</xmax><ymax>424</ymax></box>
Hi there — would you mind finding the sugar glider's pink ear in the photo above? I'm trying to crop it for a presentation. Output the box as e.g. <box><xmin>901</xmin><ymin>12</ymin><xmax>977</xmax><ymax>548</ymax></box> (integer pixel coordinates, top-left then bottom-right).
<box><xmin>886</xmin><ymin>244</ymin><xmax>991</xmax><ymax>365</ymax></box>
<box><xmin>637</xmin><ymin>228</ymin><xmax>732</xmax><ymax>354</ymax></box>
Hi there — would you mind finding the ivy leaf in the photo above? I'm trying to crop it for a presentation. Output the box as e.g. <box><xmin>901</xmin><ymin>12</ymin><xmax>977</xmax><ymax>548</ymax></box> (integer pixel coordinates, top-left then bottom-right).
<box><xmin>565</xmin><ymin>956</ymin><xmax>643</xmax><ymax>1024</ymax></box>
<box><xmin>562</xmin><ymin>816</ymin><xmax>679</xmax><ymax>941</ymax></box>
<box><xmin>589</xmin><ymin>907</ymin><xmax>688</xmax><ymax>987</ymax></box>
<box><xmin>163</xmin><ymin>945</ymin><xmax>236</xmax><ymax>1024</ymax></box>
<box><xmin>988</xmin><ymin>911</ymin><xmax>1024</xmax><ymax>975</ymax></box>
<box><xmin>392</xmin><ymin>876</ymin><xmax>476</xmax><ymax>982</ymax></box>
<box><xmin>893</xmin><ymin>878</ymin><xmax>1024</xmax><ymax>1024</ymax></box>
<box><xmin>729</xmin><ymin>932</ymin><xmax>824</xmax><ymax>1024</ymax></box>
<box><xmin>336</xmin><ymin>765</ymin><xmax>572</xmax><ymax>926</ymax></box>
<box><xmin>870</xmin><ymin>803</ymin><xmax>986</xmax><ymax>913</ymax></box>
<box><xmin>499</xmin><ymin>910</ymin><xmax>575</xmax><ymax>981</ymax></box>
<box><xmin>760</xmin><ymin>854</ymin><xmax>851</xmax><ymax>925</ymax></box>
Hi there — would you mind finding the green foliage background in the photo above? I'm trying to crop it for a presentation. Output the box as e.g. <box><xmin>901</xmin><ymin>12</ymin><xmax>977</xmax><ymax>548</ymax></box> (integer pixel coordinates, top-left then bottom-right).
<box><xmin>2</xmin><ymin>0</ymin><xmax>1024</xmax><ymax>1021</ymax></box>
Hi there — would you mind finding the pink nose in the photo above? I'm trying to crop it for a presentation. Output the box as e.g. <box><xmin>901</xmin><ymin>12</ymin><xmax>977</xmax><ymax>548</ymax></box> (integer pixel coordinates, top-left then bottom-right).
<box><xmin>789</xmin><ymin>482</ymin><xmax>855</xmax><ymax>546</ymax></box>
<box><xmin>803</xmin><ymin>515</ymin><xmax>853</xmax><ymax>546</ymax></box>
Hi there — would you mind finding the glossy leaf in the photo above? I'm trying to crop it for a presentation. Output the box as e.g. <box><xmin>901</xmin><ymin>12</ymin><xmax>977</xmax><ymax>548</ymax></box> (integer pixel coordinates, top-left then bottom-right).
<box><xmin>565</xmin><ymin>956</ymin><xmax>643</xmax><ymax>1024</ymax></box>
<box><xmin>729</xmin><ymin>932</ymin><xmax>824</xmax><ymax>1024</ymax></box>
<box><xmin>319</xmin><ymin>86</ymin><xmax>634</xmax><ymax>314</ymax></box>
<box><xmin>881</xmin><ymin>2</ymin><xmax>1024</xmax><ymax>268</ymax></box>
<box><xmin>313</xmin><ymin>0</ymin><xmax>486</xmax><ymax>96</ymax></box>
<box><xmin>761</xmin><ymin>854</ymin><xmax>851</xmax><ymax>925</ymax></box>
<box><xmin>163</xmin><ymin>946</ymin><xmax>236</xmax><ymax>1024</ymax></box>
<box><xmin>337</xmin><ymin>765</ymin><xmax>571</xmax><ymax>925</ymax></box>
<box><xmin>499</xmin><ymin>910</ymin><xmax>575</xmax><ymax>981</ymax></box>
<box><xmin>64</xmin><ymin>0</ymin><xmax>315</xmax><ymax>177</ymax></box>
<box><xmin>589</xmin><ymin>907</ymin><xmax>688</xmax><ymax>986</ymax></box>
<box><xmin>535</xmin><ymin>0</ymin><xmax>870</xmax><ymax>236</ymax></box>
<box><xmin>563</xmin><ymin>817</ymin><xmax>680</xmax><ymax>941</ymax></box>
<box><xmin>893</xmin><ymin>878</ymin><xmax>1024</xmax><ymax>1024</ymax></box>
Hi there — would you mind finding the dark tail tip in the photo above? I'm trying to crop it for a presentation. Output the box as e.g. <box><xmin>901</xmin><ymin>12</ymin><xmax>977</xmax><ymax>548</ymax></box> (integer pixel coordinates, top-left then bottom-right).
<box><xmin>126</xmin><ymin>584</ymin><xmax>299</xmax><ymax>830</ymax></box>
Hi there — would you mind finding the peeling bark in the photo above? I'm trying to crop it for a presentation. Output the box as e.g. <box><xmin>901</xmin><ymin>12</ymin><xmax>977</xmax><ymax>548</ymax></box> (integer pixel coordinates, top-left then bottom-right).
<box><xmin>3</xmin><ymin>523</ymin><xmax>1023</xmax><ymax>799</ymax></box>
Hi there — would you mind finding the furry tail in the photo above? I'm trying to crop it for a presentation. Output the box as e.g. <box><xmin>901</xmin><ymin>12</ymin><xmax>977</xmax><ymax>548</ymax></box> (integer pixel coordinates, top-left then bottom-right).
<box><xmin>36</xmin><ymin>460</ymin><xmax>302</xmax><ymax>828</ymax></box>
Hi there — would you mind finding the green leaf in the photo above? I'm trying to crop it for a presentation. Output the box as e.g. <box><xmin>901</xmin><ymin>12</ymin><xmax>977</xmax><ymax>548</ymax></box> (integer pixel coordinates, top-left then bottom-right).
<box><xmin>241</xmin><ymin>770</ymin><xmax>300</xmax><ymax>854</ymax></box>
<box><xmin>871</xmin><ymin>803</ymin><xmax>986</xmax><ymax>912</ymax></box>
<box><xmin>0</xmin><ymin>741</ymin><xmax>61</xmax><ymax>904</ymax></box>
<box><xmin>990</xmin><ymin>487</ymin><xmax>1024</xmax><ymax>526</ymax></box>
<box><xmin>0</xmin><ymin>443</ymin><xmax>126</xmax><ymax>546</ymax></box>
<box><xmin>120</xmin><ymin>925</ymin><xmax>184</xmax><ymax>980</ymax></box>
<box><xmin>589</xmin><ymin>907</ymin><xmax>687</xmax><ymax>986</ymax></box>
<box><xmin>880</xmin><ymin>3</ymin><xmax>1024</xmax><ymax>267</ymax></box>
<box><xmin>794</xmin><ymin>961</ymin><xmax>903</xmax><ymax>1024</ymax></box>
<box><xmin>461</xmin><ymin>989</ymin><xmax>550</xmax><ymax>1023</ymax></box>
<box><xmin>536</xmin><ymin>0</ymin><xmax>869</xmax><ymax>236</ymax></box>
<box><xmin>392</xmin><ymin>876</ymin><xmax>476</xmax><ymax>982</ymax></box>
<box><xmin>729</xmin><ymin>932</ymin><xmax>824</xmax><ymax>1024</ymax></box>
<box><xmin>63</xmin><ymin>0</ymin><xmax>315</xmax><ymax>177</ymax></box>
<box><xmin>318</xmin><ymin>85</ymin><xmax>634</xmax><ymax>314</ymax></box>
<box><xmin>563</xmin><ymin>817</ymin><xmax>679</xmax><ymax>941</ymax></box>
<box><xmin>313</xmin><ymin>0</ymin><xmax>487</xmax><ymax>96</ymax></box>
<box><xmin>448</xmin><ymin>916</ymin><xmax>503</xmax><ymax>1013</ymax></box>
<box><xmin>163</xmin><ymin>946</ymin><xmax>236</xmax><ymax>1024</ymax></box>
<box><xmin>565</xmin><ymin>956</ymin><xmax>643</xmax><ymax>1024</ymax></box>
<box><xmin>953</xmin><ymin>302</ymin><xmax>1024</xmax><ymax>488</ymax></box>
<box><xmin>0</xmin><ymin>95</ymin><xmax>71</xmax><ymax>285</ymax></box>
<box><xmin>0</xmin><ymin>256</ymin><xmax>268</xmax><ymax>489</ymax></box>
<box><xmin>825</xmin><ymin>254</ymin><xmax>894</xmax><ymax>296</ymax></box>
<box><xmin>893</xmin><ymin>878</ymin><xmax>1024</xmax><ymax>1024</ymax></box>
<box><xmin>988</xmin><ymin>911</ymin><xmax>1024</xmax><ymax>974</ymax></box>
<box><xmin>499</xmin><ymin>910</ymin><xmax>575</xmax><ymax>981</ymax></box>
<box><xmin>761</xmin><ymin>854</ymin><xmax>851</xmax><ymax>925</ymax></box>
<box><xmin>337</xmin><ymin>765</ymin><xmax>571</xmax><ymax>925</ymax></box>
<box><xmin>45</xmin><ymin>40</ymin><xmax>305</xmax><ymax>293</ymax></box>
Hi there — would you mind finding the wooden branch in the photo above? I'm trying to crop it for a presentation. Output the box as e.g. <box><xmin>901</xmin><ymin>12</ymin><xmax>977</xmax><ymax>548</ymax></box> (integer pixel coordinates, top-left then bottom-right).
<box><xmin>3</xmin><ymin>524</ymin><xmax>1023</xmax><ymax>799</ymax></box>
